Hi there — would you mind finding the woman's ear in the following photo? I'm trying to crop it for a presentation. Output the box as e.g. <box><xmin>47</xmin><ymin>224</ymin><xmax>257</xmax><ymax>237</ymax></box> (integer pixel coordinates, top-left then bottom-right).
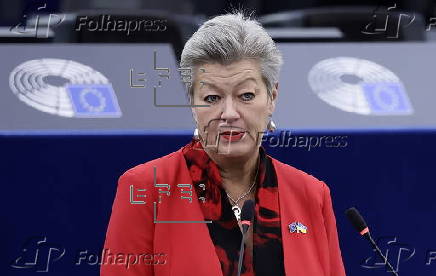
<box><xmin>273</xmin><ymin>83</ymin><xmax>279</xmax><ymax>99</ymax></box>
<box><xmin>268</xmin><ymin>82</ymin><xmax>279</xmax><ymax>115</ymax></box>
<box><xmin>191</xmin><ymin>107</ymin><xmax>198</xmax><ymax>124</ymax></box>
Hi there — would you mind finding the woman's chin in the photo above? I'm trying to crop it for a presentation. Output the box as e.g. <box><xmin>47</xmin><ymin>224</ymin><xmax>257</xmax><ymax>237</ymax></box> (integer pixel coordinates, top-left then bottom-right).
<box><xmin>215</xmin><ymin>141</ymin><xmax>256</xmax><ymax>157</ymax></box>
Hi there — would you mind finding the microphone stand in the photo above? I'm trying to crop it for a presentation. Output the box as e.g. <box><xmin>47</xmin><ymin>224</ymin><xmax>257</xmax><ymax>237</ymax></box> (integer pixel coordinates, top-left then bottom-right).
<box><xmin>236</xmin><ymin>200</ymin><xmax>254</xmax><ymax>276</ymax></box>
<box><xmin>237</xmin><ymin>223</ymin><xmax>250</xmax><ymax>276</ymax></box>
<box><xmin>364</xmin><ymin>232</ymin><xmax>399</xmax><ymax>276</ymax></box>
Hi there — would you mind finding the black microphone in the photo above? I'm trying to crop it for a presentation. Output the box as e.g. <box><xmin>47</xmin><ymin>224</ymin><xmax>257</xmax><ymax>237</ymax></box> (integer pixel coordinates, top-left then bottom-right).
<box><xmin>345</xmin><ymin>207</ymin><xmax>399</xmax><ymax>276</ymax></box>
<box><xmin>237</xmin><ymin>200</ymin><xmax>255</xmax><ymax>276</ymax></box>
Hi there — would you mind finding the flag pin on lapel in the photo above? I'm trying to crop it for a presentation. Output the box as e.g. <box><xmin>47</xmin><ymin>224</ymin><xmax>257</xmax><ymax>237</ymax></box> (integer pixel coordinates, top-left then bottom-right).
<box><xmin>289</xmin><ymin>221</ymin><xmax>308</xmax><ymax>234</ymax></box>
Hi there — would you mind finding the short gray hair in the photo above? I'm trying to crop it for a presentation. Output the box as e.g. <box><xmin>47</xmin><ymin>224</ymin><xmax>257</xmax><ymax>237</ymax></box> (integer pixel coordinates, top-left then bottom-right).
<box><xmin>180</xmin><ymin>12</ymin><xmax>283</xmax><ymax>101</ymax></box>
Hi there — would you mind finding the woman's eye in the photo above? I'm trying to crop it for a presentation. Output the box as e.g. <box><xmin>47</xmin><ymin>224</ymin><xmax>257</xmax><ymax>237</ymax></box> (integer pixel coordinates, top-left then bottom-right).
<box><xmin>204</xmin><ymin>95</ymin><xmax>220</xmax><ymax>103</ymax></box>
<box><xmin>240</xmin><ymin>92</ymin><xmax>255</xmax><ymax>101</ymax></box>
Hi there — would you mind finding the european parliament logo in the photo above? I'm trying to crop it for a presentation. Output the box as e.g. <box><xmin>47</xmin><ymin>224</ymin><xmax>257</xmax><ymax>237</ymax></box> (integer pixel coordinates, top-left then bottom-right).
<box><xmin>308</xmin><ymin>57</ymin><xmax>414</xmax><ymax>116</ymax></box>
<box><xmin>9</xmin><ymin>58</ymin><xmax>122</xmax><ymax>118</ymax></box>
<box><xmin>67</xmin><ymin>84</ymin><xmax>121</xmax><ymax>117</ymax></box>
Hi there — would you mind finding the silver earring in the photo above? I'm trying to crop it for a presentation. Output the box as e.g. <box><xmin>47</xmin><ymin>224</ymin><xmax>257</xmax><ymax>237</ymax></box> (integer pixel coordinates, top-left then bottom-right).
<box><xmin>193</xmin><ymin>128</ymin><xmax>199</xmax><ymax>139</ymax></box>
<box><xmin>267</xmin><ymin>119</ymin><xmax>277</xmax><ymax>132</ymax></box>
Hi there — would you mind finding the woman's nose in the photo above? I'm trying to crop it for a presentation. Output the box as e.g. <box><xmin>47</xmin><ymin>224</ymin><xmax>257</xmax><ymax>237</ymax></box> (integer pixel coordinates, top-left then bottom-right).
<box><xmin>220</xmin><ymin>98</ymin><xmax>240</xmax><ymax>122</ymax></box>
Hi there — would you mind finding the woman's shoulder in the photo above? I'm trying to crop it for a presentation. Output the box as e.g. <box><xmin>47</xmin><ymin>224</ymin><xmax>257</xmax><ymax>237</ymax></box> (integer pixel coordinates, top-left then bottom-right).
<box><xmin>122</xmin><ymin>148</ymin><xmax>185</xmax><ymax>179</ymax></box>
<box><xmin>269</xmin><ymin>156</ymin><xmax>329</xmax><ymax>201</ymax></box>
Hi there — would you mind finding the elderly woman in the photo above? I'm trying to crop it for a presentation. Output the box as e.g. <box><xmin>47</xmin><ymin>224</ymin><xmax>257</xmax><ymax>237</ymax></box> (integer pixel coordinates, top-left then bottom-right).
<box><xmin>101</xmin><ymin>12</ymin><xmax>346</xmax><ymax>276</ymax></box>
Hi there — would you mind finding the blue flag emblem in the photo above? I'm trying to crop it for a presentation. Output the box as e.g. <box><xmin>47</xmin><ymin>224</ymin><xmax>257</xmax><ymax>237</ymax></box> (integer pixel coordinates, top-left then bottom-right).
<box><xmin>362</xmin><ymin>82</ymin><xmax>413</xmax><ymax>115</ymax></box>
<box><xmin>67</xmin><ymin>84</ymin><xmax>122</xmax><ymax>117</ymax></box>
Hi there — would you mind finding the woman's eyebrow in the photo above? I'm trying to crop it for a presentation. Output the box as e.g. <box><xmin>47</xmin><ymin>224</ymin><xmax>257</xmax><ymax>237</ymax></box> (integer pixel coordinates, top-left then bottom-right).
<box><xmin>198</xmin><ymin>77</ymin><xmax>257</xmax><ymax>91</ymax></box>
<box><xmin>235</xmin><ymin>77</ymin><xmax>258</xmax><ymax>88</ymax></box>
<box><xmin>199</xmin><ymin>81</ymin><xmax>220</xmax><ymax>91</ymax></box>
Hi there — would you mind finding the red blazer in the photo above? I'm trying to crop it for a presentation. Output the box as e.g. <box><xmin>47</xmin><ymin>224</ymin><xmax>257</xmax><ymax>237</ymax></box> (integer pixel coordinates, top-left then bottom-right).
<box><xmin>101</xmin><ymin>147</ymin><xmax>346</xmax><ymax>276</ymax></box>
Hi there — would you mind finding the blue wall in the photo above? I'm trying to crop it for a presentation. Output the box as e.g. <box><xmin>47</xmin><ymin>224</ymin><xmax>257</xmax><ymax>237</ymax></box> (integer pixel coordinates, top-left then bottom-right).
<box><xmin>2</xmin><ymin>130</ymin><xmax>436</xmax><ymax>275</ymax></box>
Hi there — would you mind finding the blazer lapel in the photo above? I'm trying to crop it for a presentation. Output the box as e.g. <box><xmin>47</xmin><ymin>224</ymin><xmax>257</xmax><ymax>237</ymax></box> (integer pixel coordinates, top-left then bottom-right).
<box><xmin>154</xmin><ymin>149</ymin><xmax>223</xmax><ymax>276</ymax></box>
<box><xmin>274</xmin><ymin>159</ymin><xmax>325</xmax><ymax>276</ymax></box>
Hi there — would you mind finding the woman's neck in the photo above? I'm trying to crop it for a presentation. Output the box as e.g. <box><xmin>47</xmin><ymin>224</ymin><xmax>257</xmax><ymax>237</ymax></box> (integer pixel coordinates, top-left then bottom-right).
<box><xmin>207</xmin><ymin>149</ymin><xmax>260</xmax><ymax>192</ymax></box>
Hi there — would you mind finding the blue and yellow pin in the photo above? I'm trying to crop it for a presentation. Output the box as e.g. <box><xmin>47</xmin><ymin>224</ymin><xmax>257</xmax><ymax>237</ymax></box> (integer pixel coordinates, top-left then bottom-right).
<box><xmin>288</xmin><ymin>221</ymin><xmax>308</xmax><ymax>234</ymax></box>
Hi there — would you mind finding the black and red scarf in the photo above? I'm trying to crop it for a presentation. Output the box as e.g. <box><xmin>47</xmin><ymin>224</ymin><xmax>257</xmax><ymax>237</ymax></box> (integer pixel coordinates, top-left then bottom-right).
<box><xmin>182</xmin><ymin>138</ymin><xmax>285</xmax><ymax>276</ymax></box>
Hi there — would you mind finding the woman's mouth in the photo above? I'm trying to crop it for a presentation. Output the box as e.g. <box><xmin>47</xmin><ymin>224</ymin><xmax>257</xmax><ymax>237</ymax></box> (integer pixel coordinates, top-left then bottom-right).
<box><xmin>220</xmin><ymin>131</ymin><xmax>245</xmax><ymax>142</ymax></box>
